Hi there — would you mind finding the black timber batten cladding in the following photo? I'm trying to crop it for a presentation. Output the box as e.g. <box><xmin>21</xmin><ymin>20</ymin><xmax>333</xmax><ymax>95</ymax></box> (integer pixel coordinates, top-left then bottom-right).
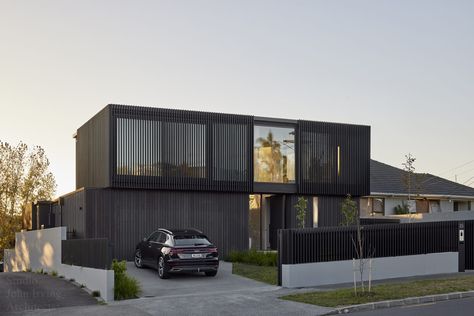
<box><xmin>76</xmin><ymin>106</ymin><xmax>110</xmax><ymax>189</ymax></box>
<box><xmin>109</xmin><ymin>104</ymin><xmax>253</xmax><ymax>192</ymax></box>
<box><xmin>297</xmin><ymin>120</ymin><xmax>370</xmax><ymax>196</ymax></box>
<box><xmin>76</xmin><ymin>104</ymin><xmax>370</xmax><ymax>196</ymax></box>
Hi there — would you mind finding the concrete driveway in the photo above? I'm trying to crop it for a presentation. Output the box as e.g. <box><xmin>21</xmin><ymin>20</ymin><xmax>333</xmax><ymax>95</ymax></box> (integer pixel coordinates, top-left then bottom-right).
<box><xmin>0</xmin><ymin>272</ymin><xmax>97</xmax><ymax>315</ymax></box>
<box><xmin>5</xmin><ymin>263</ymin><xmax>333</xmax><ymax>315</ymax></box>
<box><xmin>112</xmin><ymin>261</ymin><xmax>333</xmax><ymax>315</ymax></box>
<box><xmin>125</xmin><ymin>261</ymin><xmax>274</xmax><ymax>298</ymax></box>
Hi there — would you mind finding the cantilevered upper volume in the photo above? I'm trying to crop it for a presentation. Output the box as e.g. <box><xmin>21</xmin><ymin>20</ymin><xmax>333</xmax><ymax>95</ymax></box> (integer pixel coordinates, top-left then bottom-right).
<box><xmin>75</xmin><ymin>104</ymin><xmax>371</xmax><ymax>196</ymax></box>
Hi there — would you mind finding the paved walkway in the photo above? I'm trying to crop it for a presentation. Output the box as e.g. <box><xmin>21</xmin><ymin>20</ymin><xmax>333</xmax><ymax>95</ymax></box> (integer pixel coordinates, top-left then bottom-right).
<box><xmin>0</xmin><ymin>272</ymin><xmax>97</xmax><ymax>315</ymax></box>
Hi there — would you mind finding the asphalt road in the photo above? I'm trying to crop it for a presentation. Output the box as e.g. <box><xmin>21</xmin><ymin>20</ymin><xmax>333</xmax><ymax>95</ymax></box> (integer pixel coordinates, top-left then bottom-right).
<box><xmin>351</xmin><ymin>297</ymin><xmax>474</xmax><ymax>316</ymax></box>
<box><xmin>0</xmin><ymin>272</ymin><xmax>97</xmax><ymax>314</ymax></box>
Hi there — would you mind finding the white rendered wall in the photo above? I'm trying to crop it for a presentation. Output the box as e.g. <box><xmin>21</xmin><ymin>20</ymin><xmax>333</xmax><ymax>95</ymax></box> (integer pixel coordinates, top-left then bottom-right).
<box><xmin>282</xmin><ymin>252</ymin><xmax>458</xmax><ymax>288</ymax></box>
<box><xmin>3</xmin><ymin>227</ymin><xmax>114</xmax><ymax>301</ymax></box>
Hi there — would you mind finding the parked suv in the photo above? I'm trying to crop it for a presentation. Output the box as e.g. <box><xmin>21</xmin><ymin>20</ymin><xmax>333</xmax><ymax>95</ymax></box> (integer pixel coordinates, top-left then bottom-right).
<box><xmin>134</xmin><ymin>228</ymin><xmax>219</xmax><ymax>279</ymax></box>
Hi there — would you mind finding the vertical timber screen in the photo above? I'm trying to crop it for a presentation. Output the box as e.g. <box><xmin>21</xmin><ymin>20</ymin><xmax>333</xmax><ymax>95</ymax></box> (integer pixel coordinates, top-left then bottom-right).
<box><xmin>297</xmin><ymin>121</ymin><xmax>370</xmax><ymax>196</ymax></box>
<box><xmin>110</xmin><ymin>104</ymin><xmax>254</xmax><ymax>192</ymax></box>
<box><xmin>278</xmin><ymin>221</ymin><xmax>459</xmax><ymax>266</ymax></box>
<box><xmin>62</xmin><ymin>238</ymin><xmax>112</xmax><ymax>269</ymax></box>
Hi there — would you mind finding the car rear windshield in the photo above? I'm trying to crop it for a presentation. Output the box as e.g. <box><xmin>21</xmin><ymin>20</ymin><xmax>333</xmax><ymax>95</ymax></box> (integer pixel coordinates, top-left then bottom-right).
<box><xmin>173</xmin><ymin>235</ymin><xmax>211</xmax><ymax>246</ymax></box>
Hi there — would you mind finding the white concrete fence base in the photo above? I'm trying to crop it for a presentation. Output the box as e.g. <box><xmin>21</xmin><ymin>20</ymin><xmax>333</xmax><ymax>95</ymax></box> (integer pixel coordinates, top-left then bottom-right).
<box><xmin>3</xmin><ymin>227</ymin><xmax>114</xmax><ymax>301</ymax></box>
<box><xmin>282</xmin><ymin>252</ymin><xmax>459</xmax><ymax>288</ymax></box>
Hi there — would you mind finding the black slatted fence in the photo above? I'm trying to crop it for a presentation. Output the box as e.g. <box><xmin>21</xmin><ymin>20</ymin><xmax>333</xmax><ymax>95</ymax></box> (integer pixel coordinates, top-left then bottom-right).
<box><xmin>279</xmin><ymin>221</ymin><xmax>459</xmax><ymax>266</ymax></box>
<box><xmin>62</xmin><ymin>238</ymin><xmax>112</xmax><ymax>269</ymax></box>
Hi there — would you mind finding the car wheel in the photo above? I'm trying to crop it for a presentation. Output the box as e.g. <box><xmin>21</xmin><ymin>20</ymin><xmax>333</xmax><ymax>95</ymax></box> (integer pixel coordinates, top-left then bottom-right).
<box><xmin>134</xmin><ymin>249</ymin><xmax>143</xmax><ymax>268</ymax></box>
<box><xmin>158</xmin><ymin>256</ymin><xmax>169</xmax><ymax>279</ymax></box>
<box><xmin>205</xmin><ymin>271</ymin><xmax>217</xmax><ymax>277</ymax></box>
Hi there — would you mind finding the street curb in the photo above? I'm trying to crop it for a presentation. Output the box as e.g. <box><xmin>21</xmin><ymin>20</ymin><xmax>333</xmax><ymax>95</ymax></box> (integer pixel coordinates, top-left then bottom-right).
<box><xmin>323</xmin><ymin>290</ymin><xmax>474</xmax><ymax>314</ymax></box>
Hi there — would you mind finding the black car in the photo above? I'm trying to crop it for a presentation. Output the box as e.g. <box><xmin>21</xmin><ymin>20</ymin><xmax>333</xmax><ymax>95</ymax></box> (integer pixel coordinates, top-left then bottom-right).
<box><xmin>134</xmin><ymin>228</ymin><xmax>219</xmax><ymax>279</ymax></box>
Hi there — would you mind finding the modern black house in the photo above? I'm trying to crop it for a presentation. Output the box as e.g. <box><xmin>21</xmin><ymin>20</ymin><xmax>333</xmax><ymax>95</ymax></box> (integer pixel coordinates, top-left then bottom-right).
<box><xmin>33</xmin><ymin>104</ymin><xmax>370</xmax><ymax>259</ymax></box>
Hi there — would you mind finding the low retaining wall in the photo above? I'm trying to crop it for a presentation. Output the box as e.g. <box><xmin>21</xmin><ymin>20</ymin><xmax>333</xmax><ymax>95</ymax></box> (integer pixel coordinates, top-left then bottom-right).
<box><xmin>282</xmin><ymin>252</ymin><xmax>458</xmax><ymax>288</ymax></box>
<box><xmin>3</xmin><ymin>227</ymin><xmax>114</xmax><ymax>301</ymax></box>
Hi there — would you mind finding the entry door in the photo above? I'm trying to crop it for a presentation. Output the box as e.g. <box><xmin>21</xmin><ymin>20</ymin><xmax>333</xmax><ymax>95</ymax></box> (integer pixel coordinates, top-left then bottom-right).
<box><xmin>269</xmin><ymin>195</ymin><xmax>285</xmax><ymax>250</ymax></box>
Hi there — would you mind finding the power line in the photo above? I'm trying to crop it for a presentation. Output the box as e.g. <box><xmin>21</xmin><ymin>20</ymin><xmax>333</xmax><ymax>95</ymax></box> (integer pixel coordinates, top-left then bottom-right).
<box><xmin>463</xmin><ymin>176</ymin><xmax>474</xmax><ymax>185</ymax></box>
<box><xmin>437</xmin><ymin>159</ymin><xmax>474</xmax><ymax>177</ymax></box>
<box><xmin>455</xmin><ymin>166</ymin><xmax>474</xmax><ymax>179</ymax></box>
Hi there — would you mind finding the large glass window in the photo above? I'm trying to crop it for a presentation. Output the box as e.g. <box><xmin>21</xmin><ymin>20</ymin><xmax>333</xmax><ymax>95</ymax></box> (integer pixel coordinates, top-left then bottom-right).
<box><xmin>254</xmin><ymin>126</ymin><xmax>295</xmax><ymax>183</ymax></box>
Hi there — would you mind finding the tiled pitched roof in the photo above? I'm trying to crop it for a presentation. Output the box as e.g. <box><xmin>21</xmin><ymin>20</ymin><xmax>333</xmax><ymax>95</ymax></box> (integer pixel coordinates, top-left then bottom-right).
<box><xmin>371</xmin><ymin>160</ymin><xmax>474</xmax><ymax>197</ymax></box>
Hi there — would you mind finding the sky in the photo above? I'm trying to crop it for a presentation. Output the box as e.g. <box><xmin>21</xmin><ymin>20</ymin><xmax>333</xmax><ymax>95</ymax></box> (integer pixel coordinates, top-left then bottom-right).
<box><xmin>1</xmin><ymin>1</ymin><xmax>473</xmax><ymax>197</ymax></box>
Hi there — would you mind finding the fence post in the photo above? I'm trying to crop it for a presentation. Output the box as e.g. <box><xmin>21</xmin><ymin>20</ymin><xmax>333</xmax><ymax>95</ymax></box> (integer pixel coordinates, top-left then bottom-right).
<box><xmin>277</xmin><ymin>229</ymin><xmax>282</xmax><ymax>286</ymax></box>
<box><xmin>459</xmin><ymin>221</ymin><xmax>465</xmax><ymax>272</ymax></box>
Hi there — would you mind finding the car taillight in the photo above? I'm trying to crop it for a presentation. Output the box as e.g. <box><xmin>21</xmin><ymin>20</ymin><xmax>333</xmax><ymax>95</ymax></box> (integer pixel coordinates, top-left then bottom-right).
<box><xmin>169</xmin><ymin>248</ymin><xmax>185</xmax><ymax>256</ymax></box>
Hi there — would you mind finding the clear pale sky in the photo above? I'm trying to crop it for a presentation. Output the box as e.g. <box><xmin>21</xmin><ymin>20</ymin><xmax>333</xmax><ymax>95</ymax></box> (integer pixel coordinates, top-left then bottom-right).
<box><xmin>1</xmin><ymin>1</ymin><xmax>473</xmax><ymax>197</ymax></box>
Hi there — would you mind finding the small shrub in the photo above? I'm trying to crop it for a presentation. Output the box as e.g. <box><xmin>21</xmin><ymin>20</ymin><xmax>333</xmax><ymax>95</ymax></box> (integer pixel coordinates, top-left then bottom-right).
<box><xmin>80</xmin><ymin>284</ymin><xmax>85</xmax><ymax>288</ymax></box>
<box><xmin>26</xmin><ymin>268</ymin><xmax>32</xmax><ymax>272</ymax></box>
<box><xmin>70</xmin><ymin>278</ymin><xmax>75</xmax><ymax>282</ymax></box>
<box><xmin>394</xmin><ymin>203</ymin><xmax>410</xmax><ymax>215</ymax></box>
<box><xmin>225</xmin><ymin>250</ymin><xmax>277</xmax><ymax>267</ymax></box>
<box><xmin>112</xmin><ymin>259</ymin><xmax>141</xmax><ymax>300</ymax></box>
<box><xmin>51</xmin><ymin>270</ymin><xmax>58</xmax><ymax>277</ymax></box>
<box><xmin>59</xmin><ymin>275</ymin><xmax>64</xmax><ymax>278</ymax></box>
<box><xmin>92</xmin><ymin>290</ymin><xmax>101</xmax><ymax>297</ymax></box>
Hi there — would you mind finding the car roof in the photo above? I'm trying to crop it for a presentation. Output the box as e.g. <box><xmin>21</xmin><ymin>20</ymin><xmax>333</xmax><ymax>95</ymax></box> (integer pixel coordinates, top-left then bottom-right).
<box><xmin>158</xmin><ymin>228</ymin><xmax>204</xmax><ymax>235</ymax></box>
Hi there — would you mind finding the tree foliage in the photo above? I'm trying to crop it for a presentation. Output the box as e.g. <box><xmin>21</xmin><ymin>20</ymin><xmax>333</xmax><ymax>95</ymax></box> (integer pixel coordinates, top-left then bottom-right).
<box><xmin>295</xmin><ymin>197</ymin><xmax>308</xmax><ymax>228</ymax></box>
<box><xmin>341</xmin><ymin>194</ymin><xmax>358</xmax><ymax>226</ymax></box>
<box><xmin>394</xmin><ymin>202</ymin><xmax>410</xmax><ymax>215</ymax></box>
<box><xmin>0</xmin><ymin>141</ymin><xmax>56</xmax><ymax>258</ymax></box>
<box><xmin>402</xmin><ymin>153</ymin><xmax>416</xmax><ymax>202</ymax></box>
<box><xmin>341</xmin><ymin>194</ymin><xmax>375</xmax><ymax>294</ymax></box>
<box><xmin>401</xmin><ymin>153</ymin><xmax>424</xmax><ymax>216</ymax></box>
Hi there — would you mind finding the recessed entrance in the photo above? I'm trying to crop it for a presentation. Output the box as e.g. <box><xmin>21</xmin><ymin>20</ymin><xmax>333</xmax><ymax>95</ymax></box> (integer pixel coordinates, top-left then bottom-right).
<box><xmin>249</xmin><ymin>194</ymin><xmax>318</xmax><ymax>250</ymax></box>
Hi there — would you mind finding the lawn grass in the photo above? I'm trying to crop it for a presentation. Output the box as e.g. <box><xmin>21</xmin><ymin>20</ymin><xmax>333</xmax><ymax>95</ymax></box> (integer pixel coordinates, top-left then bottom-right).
<box><xmin>281</xmin><ymin>275</ymin><xmax>474</xmax><ymax>307</ymax></box>
<box><xmin>232</xmin><ymin>262</ymin><xmax>278</xmax><ymax>285</ymax></box>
